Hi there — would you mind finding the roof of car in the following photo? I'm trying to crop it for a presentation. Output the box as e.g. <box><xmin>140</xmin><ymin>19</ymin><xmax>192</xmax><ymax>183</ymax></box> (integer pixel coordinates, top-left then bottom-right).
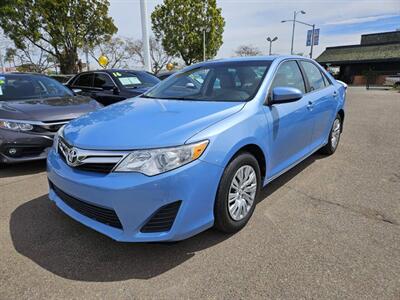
<box><xmin>0</xmin><ymin>72</ymin><xmax>47</xmax><ymax>77</ymax></box>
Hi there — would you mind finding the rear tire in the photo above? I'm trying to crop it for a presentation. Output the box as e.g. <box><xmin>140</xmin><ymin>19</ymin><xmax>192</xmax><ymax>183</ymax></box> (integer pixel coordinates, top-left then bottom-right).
<box><xmin>320</xmin><ymin>114</ymin><xmax>342</xmax><ymax>155</ymax></box>
<box><xmin>214</xmin><ymin>152</ymin><xmax>261</xmax><ymax>233</ymax></box>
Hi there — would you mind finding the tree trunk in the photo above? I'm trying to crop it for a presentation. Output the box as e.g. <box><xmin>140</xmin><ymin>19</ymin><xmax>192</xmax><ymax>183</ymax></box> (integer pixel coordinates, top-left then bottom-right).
<box><xmin>58</xmin><ymin>50</ymin><xmax>78</xmax><ymax>74</ymax></box>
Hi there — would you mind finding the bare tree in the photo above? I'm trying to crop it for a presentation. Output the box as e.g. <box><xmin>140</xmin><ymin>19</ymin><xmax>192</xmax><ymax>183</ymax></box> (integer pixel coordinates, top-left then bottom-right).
<box><xmin>127</xmin><ymin>37</ymin><xmax>174</xmax><ymax>74</ymax></box>
<box><xmin>4</xmin><ymin>41</ymin><xmax>57</xmax><ymax>73</ymax></box>
<box><xmin>89</xmin><ymin>36</ymin><xmax>132</xmax><ymax>69</ymax></box>
<box><xmin>234</xmin><ymin>45</ymin><xmax>262</xmax><ymax>57</ymax></box>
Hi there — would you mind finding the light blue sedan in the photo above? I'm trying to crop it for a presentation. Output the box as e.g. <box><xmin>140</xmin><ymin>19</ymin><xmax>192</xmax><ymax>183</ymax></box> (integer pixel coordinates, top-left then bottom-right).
<box><xmin>47</xmin><ymin>56</ymin><xmax>346</xmax><ymax>242</ymax></box>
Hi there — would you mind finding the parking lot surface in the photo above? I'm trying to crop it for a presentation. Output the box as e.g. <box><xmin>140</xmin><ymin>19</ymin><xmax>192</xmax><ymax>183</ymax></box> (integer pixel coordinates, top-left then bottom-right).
<box><xmin>1</xmin><ymin>87</ymin><xmax>399</xmax><ymax>299</ymax></box>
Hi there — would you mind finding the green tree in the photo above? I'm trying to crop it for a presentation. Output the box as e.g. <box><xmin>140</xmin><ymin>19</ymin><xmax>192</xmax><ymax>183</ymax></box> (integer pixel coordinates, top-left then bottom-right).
<box><xmin>0</xmin><ymin>0</ymin><xmax>117</xmax><ymax>74</ymax></box>
<box><xmin>151</xmin><ymin>0</ymin><xmax>225</xmax><ymax>65</ymax></box>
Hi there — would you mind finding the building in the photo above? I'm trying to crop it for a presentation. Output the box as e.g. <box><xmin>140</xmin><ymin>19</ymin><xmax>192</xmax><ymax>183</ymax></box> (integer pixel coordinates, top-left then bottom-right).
<box><xmin>317</xmin><ymin>30</ymin><xmax>400</xmax><ymax>85</ymax></box>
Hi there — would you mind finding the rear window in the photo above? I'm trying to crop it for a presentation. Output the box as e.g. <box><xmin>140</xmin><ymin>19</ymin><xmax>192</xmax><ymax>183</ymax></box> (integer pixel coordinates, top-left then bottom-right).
<box><xmin>0</xmin><ymin>74</ymin><xmax>74</xmax><ymax>101</ymax></box>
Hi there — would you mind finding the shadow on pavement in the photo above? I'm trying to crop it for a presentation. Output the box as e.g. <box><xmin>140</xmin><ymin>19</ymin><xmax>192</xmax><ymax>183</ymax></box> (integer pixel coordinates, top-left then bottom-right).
<box><xmin>9</xmin><ymin>153</ymin><xmax>324</xmax><ymax>282</ymax></box>
<box><xmin>0</xmin><ymin>160</ymin><xmax>46</xmax><ymax>178</ymax></box>
<box><xmin>10</xmin><ymin>194</ymin><xmax>233</xmax><ymax>282</ymax></box>
<box><xmin>259</xmin><ymin>153</ymin><xmax>324</xmax><ymax>201</ymax></box>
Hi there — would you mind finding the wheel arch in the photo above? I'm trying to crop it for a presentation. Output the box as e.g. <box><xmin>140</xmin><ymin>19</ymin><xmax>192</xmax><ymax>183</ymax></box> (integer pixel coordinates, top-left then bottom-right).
<box><xmin>223</xmin><ymin>142</ymin><xmax>267</xmax><ymax>182</ymax></box>
<box><xmin>338</xmin><ymin>109</ymin><xmax>345</xmax><ymax>132</ymax></box>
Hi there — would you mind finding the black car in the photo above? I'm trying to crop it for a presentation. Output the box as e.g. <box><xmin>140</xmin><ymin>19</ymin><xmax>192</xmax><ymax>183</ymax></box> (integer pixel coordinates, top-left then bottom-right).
<box><xmin>66</xmin><ymin>69</ymin><xmax>160</xmax><ymax>106</ymax></box>
<box><xmin>0</xmin><ymin>73</ymin><xmax>102</xmax><ymax>164</ymax></box>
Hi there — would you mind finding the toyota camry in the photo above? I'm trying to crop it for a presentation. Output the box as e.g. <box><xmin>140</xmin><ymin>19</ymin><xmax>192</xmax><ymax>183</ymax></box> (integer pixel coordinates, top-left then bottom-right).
<box><xmin>47</xmin><ymin>56</ymin><xmax>346</xmax><ymax>242</ymax></box>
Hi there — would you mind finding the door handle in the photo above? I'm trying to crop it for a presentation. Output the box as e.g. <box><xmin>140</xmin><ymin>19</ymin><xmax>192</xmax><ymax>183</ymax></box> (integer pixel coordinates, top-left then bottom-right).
<box><xmin>307</xmin><ymin>101</ymin><xmax>314</xmax><ymax>110</ymax></box>
<box><xmin>333</xmin><ymin>91</ymin><xmax>338</xmax><ymax>97</ymax></box>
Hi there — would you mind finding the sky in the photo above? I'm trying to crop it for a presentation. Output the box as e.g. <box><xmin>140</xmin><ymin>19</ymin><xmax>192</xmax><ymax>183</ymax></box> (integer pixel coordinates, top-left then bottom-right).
<box><xmin>109</xmin><ymin>0</ymin><xmax>400</xmax><ymax>59</ymax></box>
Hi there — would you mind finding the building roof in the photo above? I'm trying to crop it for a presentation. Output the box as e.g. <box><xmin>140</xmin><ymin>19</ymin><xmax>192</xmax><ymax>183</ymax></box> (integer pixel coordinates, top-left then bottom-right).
<box><xmin>361</xmin><ymin>30</ymin><xmax>400</xmax><ymax>45</ymax></box>
<box><xmin>317</xmin><ymin>30</ymin><xmax>400</xmax><ymax>64</ymax></box>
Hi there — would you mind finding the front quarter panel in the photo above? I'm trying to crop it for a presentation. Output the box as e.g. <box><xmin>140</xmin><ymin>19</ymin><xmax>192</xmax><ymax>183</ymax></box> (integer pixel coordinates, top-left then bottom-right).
<box><xmin>186</xmin><ymin>104</ymin><xmax>270</xmax><ymax>178</ymax></box>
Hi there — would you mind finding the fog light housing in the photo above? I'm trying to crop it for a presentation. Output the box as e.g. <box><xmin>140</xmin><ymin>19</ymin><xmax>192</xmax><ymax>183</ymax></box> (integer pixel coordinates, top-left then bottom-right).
<box><xmin>8</xmin><ymin>148</ymin><xmax>17</xmax><ymax>155</ymax></box>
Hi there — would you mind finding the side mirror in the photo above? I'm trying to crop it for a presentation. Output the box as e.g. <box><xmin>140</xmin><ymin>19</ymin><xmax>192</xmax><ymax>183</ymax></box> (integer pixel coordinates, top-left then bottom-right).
<box><xmin>185</xmin><ymin>82</ymin><xmax>196</xmax><ymax>89</ymax></box>
<box><xmin>102</xmin><ymin>84</ymin><xmax>115</xmax><ymax>91</ymax></box>
<box><xmin>270</xmin><ymin>87</ymin><xmax>303</xmax><ymax>104</ymax></box>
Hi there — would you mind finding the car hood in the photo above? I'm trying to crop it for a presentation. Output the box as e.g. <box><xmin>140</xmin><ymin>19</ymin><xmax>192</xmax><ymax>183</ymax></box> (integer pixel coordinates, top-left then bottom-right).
<box><xmin>0</xmin><ymin>96</ymin><xmax>100</xmax><ymax>122</ymax></box>
<box><xmin>63</xmin><ymin>97</ymin><xmax>245</xmax><ymax>150</ymax></box>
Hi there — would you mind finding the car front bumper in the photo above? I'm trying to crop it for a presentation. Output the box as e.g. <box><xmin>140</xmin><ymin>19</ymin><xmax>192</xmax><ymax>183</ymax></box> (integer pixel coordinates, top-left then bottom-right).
<box><xmin>0</xmin><ymin>128</ymin><xmax>54</xmax><ymax>164</ymax></box>
<box><xmin>47</xmin><ymin>148</ymin><xmax>223</xmax><ymax>242</ymax></box>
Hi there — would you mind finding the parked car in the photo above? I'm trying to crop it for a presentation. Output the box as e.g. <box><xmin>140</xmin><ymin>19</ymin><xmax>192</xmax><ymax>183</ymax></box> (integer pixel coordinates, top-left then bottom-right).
<box><xmin>383</xmin><ymin>74</ymin><xmax>400</xmax><ymax>88</ymax></box>
<box><xmin>157</xmin><ymin>71</ymin><xmax>176</xmax><ymax>80</ymax></box>
<box><xmin>66</xmin><ymin>69</ymin><xmax>160</xmax><ymax>106</ymax></box>
<box><xmin>47</xmin><ymin>56</ymin><xmax>346</xmax><ymax>242</ymax></box>
<box><xmin>0</xmin><ymin>73</ymin><xmax>102</xmax><ymax>165</ymax></box>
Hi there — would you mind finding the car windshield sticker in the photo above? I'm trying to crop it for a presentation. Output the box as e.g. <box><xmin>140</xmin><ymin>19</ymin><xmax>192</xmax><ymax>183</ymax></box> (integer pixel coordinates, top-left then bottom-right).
<box><xmin>118</xmin><ymin>76</ymin><xmax>142</xmax><ymax>86</ymax></box>
<box><xmin>113</xmin><ymin>72</ymin><xmax>122</xmax><ymax>77</ymax></box>
<box><xmin>0</xmin><ymin>76</ymin><xmax>4</xmax><ymax>96</ymax></box>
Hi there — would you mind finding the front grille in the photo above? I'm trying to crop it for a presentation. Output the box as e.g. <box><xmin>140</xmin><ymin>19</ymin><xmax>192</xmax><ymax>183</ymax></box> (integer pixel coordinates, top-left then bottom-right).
<box><xmin>75</xmin><ymin>163</ymin><xmax>117</xmax><ymax>173</ymax></box>
<box><xmin>141</xmin><ymin>201</ymin><xmax>181</xmax><ymax>233</ymax></box>
<box><xmin>33</xmin><ymin>120</ymin><xmax>70</xmax><ymax>133</ymax></box>
<box><xmin>50</xmin><ymin>181</ymin><xmax>123</xmax><ymax>229</ymax></box>
<box><xmin>58</xmin><ymin>137</ymin><xmax>122</xmax><ymax>173</ymax></box>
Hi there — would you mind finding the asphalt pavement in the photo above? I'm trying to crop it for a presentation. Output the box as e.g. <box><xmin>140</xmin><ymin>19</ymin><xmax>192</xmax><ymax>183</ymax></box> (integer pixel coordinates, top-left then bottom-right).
<box><xmin>1</xmin><ymin>87</ymin><xmax>399</xmax><ymax>299</ymax></box>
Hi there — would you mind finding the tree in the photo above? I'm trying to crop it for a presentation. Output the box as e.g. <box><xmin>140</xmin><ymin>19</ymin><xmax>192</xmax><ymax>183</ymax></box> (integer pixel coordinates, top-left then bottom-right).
<box><xmin>151</xmin><ymin>0</ymin><xmax>225</xmax><ymax>65</ymax></box>
<box><xmin>234</xmin><ymin>45</ymin><xmax>262</xmax><ymax>57</ymax></box>
<box><xmin>5</xmin><ymin>42</ymin><xmax>56</xmax><ymax>73</ymax></box>
<box><xmin>127</xmin><ymin>37</ymin><xmax>174</xmax><ymax>74</ymax></box>
<box><xmin>89</xmin><ymin>36</ymin><xmax>131</xmax><ymax>69</ymax></box>
<box><xmin>0</xmin><ymin>0</ymin><xmax>117</xmax><ymax>74</ymax></box>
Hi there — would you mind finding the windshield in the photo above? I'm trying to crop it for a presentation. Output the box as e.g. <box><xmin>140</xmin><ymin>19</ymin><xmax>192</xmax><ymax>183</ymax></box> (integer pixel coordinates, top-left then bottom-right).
<box><xmin>0</xmin><ymin>74</ymin><xmax>74</xmax><ymax>101</ymax></box>
<box><xmin>143</xmin><ymin>60</ymin><xmax>271</xmax><ymax>102</ymax></box>
<box><xmin>112</xmin><ymin>71</ymin><xmax>160</xmax><ymax>88</ymax></box>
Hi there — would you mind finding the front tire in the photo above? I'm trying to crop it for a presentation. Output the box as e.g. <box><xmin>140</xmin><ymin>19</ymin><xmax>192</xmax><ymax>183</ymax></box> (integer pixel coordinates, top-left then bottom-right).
<box><xmin>320</xmin><ymin>114</ymin><xmax>342</xmax><ymax>155</ymax></box>
<box><xmin>214</xmin><ymin>152</ymin><xmax>261</xmax><ymax>233</ymax></box>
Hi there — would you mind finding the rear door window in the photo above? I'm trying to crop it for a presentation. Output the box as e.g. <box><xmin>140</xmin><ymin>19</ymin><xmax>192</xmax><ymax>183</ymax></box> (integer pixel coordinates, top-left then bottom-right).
<box><xmin>93</xmin><ymin>73</ymin><xmax>115</xmax><ymax>89</ymax></box>
<box><xmin>73</xmin><ymin>73</ymin><xmax>93</xmax><ymax>88</ymax></box>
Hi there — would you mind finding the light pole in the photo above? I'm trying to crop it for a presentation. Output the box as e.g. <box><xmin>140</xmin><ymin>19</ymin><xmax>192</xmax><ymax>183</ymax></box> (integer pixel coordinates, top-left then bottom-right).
<box><xmin>281</xmin><ymin>10</ymin><xmax>305</xmax><ymax>55</ymax></box>
<box><xmin>140</xmin><ymin>0</ymin><xmax>151</xmax><ymax>72</ymax></box>
<box><xmin>266</xmin><ymin>36</ymin><xmax>278</xmax><ymax>55</ymax></box>
<box><xmin>0</xmin><ymin>48</ymin><xmax>5</xmax><ymax>73</ymax></box>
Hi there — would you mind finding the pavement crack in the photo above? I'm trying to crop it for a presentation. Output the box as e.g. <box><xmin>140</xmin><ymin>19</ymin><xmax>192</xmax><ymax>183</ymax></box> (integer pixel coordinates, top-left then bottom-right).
<box><xmin>285</xmin><ymin>185</ymin><xmax>399</xmax><ymax>226</ymax></box>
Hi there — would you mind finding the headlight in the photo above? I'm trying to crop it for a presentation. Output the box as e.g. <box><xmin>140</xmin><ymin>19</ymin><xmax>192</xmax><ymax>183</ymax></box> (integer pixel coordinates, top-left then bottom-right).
<box><xmin>114</xmin><ymin>140</ymin><xmax>209</xmax><ymax>176</ymax></box>
<box><xmin>0</xmin><ymin>120</ymin><xmax>33</xmax><ymax>131</ymax></box>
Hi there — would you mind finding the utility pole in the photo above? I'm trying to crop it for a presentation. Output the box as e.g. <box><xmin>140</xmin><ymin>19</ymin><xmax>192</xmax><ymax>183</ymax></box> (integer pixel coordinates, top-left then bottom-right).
<box><xmin>140</xmin><ymin>0</ymin><xmax>151</xmax><ymax>72</ymax></box>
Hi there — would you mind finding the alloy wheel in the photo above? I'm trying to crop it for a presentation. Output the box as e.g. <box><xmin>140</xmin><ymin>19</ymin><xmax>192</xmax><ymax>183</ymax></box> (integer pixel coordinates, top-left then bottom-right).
<box><xmin>331</xmin><ymin>118</ymin><xmax>341</xmax><ymax>149</ymax></box>
<box><xmin>228</xmin><ymin>165</ymin><xmax>257</xmax><ymax>221</ymax></box>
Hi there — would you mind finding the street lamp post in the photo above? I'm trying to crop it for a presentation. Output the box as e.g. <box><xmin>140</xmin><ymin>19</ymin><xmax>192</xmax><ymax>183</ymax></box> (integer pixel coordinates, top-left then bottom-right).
<box><xmin>140</xmin><ymin>0</ymin><xmax>151</xmax><ymax>72</ymax></box>
<box><xmin>282</xmin><ymin>10</ymin><xmax>305</xmax><ymax>55</ymax></box>
<box><xmin>266</xmin><ymin>36</ymin><xmax>278</xmax><ymax>55</ymax></box>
